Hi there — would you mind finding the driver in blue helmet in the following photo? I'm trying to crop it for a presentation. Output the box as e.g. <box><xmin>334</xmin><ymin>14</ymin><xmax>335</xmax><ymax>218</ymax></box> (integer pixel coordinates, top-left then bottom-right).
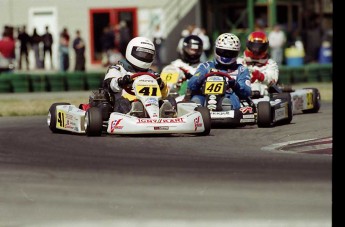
<box><xmin>186</xmin><ymin>33</ymin><xmax>252</xmax><ymax>110</ymax></box>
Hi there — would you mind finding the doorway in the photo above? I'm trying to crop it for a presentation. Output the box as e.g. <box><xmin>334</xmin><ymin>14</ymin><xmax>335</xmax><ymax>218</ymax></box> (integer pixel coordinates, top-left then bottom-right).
<box><xmin>89</xmin><ymin>8</ymin><xmax>138</xmax><ymax>64</ymax></box>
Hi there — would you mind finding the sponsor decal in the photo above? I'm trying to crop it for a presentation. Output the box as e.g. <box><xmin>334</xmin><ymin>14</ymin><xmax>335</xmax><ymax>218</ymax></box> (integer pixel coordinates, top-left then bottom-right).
<box><xmin>194</xmin><ymin>116</ymin><xmax>202</xmax><ymax>131</ymax></box>
<box><xmin>243</xmin><ymin>114</ymin><xmax>255</xmax><ymax>119</ymax></box>
<box><xmin>292</xmin><ymin>96</ymin><xmax>303</xmax><ymax>110</ymax></box>
<box><xmin>137</xmin><ymin>118</ymin><xmax>185</xmax><ymax>123</ymax></box>
<box><xmin>239</xmin><ymin>106</ymin><xmax>253</xmax><ymax>114</ymax></box>
<box><xmin>275</xmin><ymin>107</ymin><xmax>287</xmax><ymax>121</ymax></box>
<box><xmin>240</xmin><ymin>118</ymin><xmax>255</xmax><ymax>123</ymax></box>
<box><xmin>239</xmin><ymin>65</ymin><xmax>245</xmax><ymax>72</ymax></box>
<box><xmin>110</xmin><ymin>119</ymin><xmax>123</xmax><ymax>132</ymax></box>
<box><xmin>208</xmin><ymin>100</ymin><xmax>217</xmax><ymax>105</ymax></box>
<box><xmin>245</xmin><ymin>80</ymin><xmax>251</xmax><ymax>86</ymax></box>
<box><xmin>209</xmin><ymin>95</ymin><xmax>217</xmax><ymax>100</ymax></box>
<box><xmin>211</xmin><ymin>111</ymin><xmax>234</xmax><ymax>118</ymax></box>
<box><xmin>207</xmin><ymin>104</ymin><xmax>217</xmax><ymax>109</ymax></box>
<box><xmin>154</xmin><ymin>126</ymin><xmax>169</xmax><ymax>130</ymax></box>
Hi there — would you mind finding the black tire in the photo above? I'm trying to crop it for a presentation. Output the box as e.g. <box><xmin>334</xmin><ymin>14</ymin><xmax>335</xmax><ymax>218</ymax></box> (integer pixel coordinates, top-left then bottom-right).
<box><xmin>195</xmin><ymin>106</ymin><xmax>211</xmax><ymax>136</ymax></box>
<box><xmin>47</xmin><ymin>102</ymin><xmax>71</xmax><ymax>133</ymax></box>
<box><xmin>302</xmin><ymin>88</ymin><xmax>321</xmax><ymax>113</ymax></box>
<box><xmin>275</xmin><ymin>92</ymin><xmax>293</xmax><ymax>124</ymax></box>
<box><xmin>257</xmin><ymin>101</ymin><xmax>272</xmax><ymax>128</ymax></box>
<box><xmin>85</xmin><ymin>107</ymin><xmax>103</xmax><ymax>137</ymax></box>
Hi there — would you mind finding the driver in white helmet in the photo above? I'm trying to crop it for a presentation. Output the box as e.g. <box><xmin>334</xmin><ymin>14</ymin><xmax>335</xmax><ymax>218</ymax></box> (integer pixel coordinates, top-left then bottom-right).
<box><xmin>102</xmin><ymin>36</ymin><xmax>169</xmax><ymax>115</ymax></box>
<box><xmin>187</xmin><ymin>33</ymin><xmax>252</xmax><ymax>110</ymax></box>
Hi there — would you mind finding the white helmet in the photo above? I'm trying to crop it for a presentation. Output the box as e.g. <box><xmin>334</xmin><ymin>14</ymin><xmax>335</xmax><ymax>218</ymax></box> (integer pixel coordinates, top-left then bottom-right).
<box><xmin>214</xmin><ymin>33</ymin><xmax>241</xmax><ymax>65</ymax></box>
<box><xmin>125</xmin><ymin>37</ymin><xmax>155</xmax><ymax>71</ymax></box>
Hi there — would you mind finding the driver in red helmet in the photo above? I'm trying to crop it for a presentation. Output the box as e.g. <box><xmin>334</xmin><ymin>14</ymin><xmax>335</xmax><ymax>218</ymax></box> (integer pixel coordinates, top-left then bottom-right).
<box><xmin>237</xmin><ymin>31</ymin><xmax>279</xmax><ymax>97</ymax></box>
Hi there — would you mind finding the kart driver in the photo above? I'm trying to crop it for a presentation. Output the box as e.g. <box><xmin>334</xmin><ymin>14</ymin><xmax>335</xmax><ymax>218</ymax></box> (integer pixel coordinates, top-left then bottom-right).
<box><xmin>237</xmin><ymin>31</ymin><xmax>279</xmax><ymax>97</ymax></box>
<box><xmin>187</xmin><ymin>33</ymin><xmax>252</xmax><ymax>110</ymax></box>
<box><xmin>102</xmin><ymin>36</ymin><xmax>171</xmax><ymax>116</ymax></box>
<box><xmin>171</xmin><ymin>34</ymin><xmax>203</xmax><ymax>86</ymax></box>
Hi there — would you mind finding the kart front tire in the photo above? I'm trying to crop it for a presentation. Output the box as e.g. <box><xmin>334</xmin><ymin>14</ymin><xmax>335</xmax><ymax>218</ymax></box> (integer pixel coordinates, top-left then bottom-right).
<box><xmin>257</xmin><ymin>101</ymin><xmax>272</xmax><ymax>128</ymax></box>
<box><xmin>195</xmin><ymin>106</ymin><xmax>211</xmax><ymax>136</ymax></box>
<box><xmin>85</xmin><ymin>107</ymin><xmax>103</xmax><ymax>137</ymax></box>
<box><xmin>302</xmin><ymin>88</ymin><xmax>321</xmax><ymax>113</ymax></box>
<box><xmin>48</xmin><ymin>102</ymin><xmax>71</xmax><ymax>133</ymax></box>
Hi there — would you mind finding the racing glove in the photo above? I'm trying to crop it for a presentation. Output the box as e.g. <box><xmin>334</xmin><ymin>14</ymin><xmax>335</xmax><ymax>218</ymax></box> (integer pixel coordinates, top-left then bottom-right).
<box><xmin>117</xmin><ymin>75</ymin><xmax>131</xmax><ymax>88</ymax></box>
<box><xmin>251</xmin><ymin>70</ymin><xmax>265</xmax><ymax>83</ymax></box>
<box><xmin>179</xmin><ymin>67</ymin><xmax>193</xmax><ymax>80</ymax></box>
<box><xmin>227</xmin><ymin>79</ymin><xmax>238</xmax><ymax>90</ymax></box>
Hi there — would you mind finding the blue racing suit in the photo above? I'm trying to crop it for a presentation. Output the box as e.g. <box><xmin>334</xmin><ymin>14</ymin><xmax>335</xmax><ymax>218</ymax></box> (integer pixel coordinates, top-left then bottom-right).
<box><xmin>187</xmin><ymin>60</ymin><xmax>252</xmax><ymax>109</ymax></box>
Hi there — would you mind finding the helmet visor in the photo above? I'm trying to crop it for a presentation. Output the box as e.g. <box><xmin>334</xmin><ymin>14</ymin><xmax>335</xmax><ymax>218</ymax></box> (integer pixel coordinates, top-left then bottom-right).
<box><xmin>246</xmin><ymin>41</ymin><xmax>268</xmax><ymax>56</ymax></box>
<box><xmin>216</xmin><ymin>48</ymin><xmax>238</xmax><ymax>58</ymax></box>
<box><xmin>132</xmin><ymin>46</ymin><xmax>155</xmax><ymax>63</ymax></box>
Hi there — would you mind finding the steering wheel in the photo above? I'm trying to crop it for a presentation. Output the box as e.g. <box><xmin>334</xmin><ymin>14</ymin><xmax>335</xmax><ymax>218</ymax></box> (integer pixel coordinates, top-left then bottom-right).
<box><xmin>124</xmin><ymin>72</ymin><xmax>158</xmax><ymax>96</ymax></box>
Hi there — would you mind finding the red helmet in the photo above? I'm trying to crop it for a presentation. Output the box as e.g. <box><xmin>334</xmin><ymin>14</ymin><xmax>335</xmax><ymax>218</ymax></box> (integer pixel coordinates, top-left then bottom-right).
<box><xmin>245</xmin><ymin>31</ymin><xmax>269</xmax><ymax>60</ymax></box>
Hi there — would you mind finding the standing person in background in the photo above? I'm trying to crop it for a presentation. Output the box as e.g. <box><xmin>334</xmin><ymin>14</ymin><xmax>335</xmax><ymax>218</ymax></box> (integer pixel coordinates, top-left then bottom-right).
<box><xmin>268</xmin><ymin>24</ymin><xmax>286</xmax><ymax>66</ymax></box>
<box><xmin>0</xmin><ymin>26</ymin><xmax>16</xmax><ymax>71</ymax></box>
<box><xmin>17</xmin><ymin>25</ymin><xmax>30</xmax><ymax>70</ymax></box>
<box><xmin>118</xmin><ymin>20</ymin><xmax>131</xmax><ymax>58</ymax></box>
<box><xmin>30</xmin><ymin>27</ymin><xmax>43</xmax><ymax>69</ymax></box>
<box><xmin>72</xmin><ymin>30</ymin><xmax>86</xmax><ymax>72</ymax></box>
<box><xmin>59</xmin><ymin>27</ymin><xmax>70</xmax><ymax>72</ymax></box>
<box><xmin>152</xmin><ymin>24</ymin><xmax>165</xmax><ymax>71</ymax></box>
<box><xmin>42</xmin><ymin>25</ymin><xmax>54</xmax><ymax>69</ymax></box>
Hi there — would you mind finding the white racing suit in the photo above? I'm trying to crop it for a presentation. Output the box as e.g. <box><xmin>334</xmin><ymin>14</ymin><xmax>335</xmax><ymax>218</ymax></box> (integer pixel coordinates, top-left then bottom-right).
<box><xmin>237</xmin><ymin>56</ymin><xmax>279</xmax><ymax>96</ymax></box>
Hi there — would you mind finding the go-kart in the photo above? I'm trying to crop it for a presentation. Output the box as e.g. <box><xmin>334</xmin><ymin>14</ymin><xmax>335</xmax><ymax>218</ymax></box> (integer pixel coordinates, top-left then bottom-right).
<box><xmin>283</xmin><ymin>86</ymin><xmax>321</xmax><ymax>114</ymax></box>
<box><xmin>47</xmin><ymin>72</ymin><xmax>211</xmax><ymax>136</ymax></box>
<box><xmin>196</xmin><ymin>71</ymin><xmax>293</xmax><ymax>128</ymax></box>
<box><xmin>195</xmin><ymin>71</ymin><xmax>257</xmax><ymax>127</ymax></box>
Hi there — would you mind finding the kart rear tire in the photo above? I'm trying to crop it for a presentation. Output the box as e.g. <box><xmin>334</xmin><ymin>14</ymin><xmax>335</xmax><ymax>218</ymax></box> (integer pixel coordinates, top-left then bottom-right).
<box><xmin>275</xmin><ymin>92</ymin><xmax>293</xmax><ymax>124</ymax></box>
<box><xmin>195</xmin><ymin>106</ymin><xmax>211</xmax><ymax>136</ymax></box>
<box><xmin>257</xmin><ymin>101</ymin><xmax>272</xmax><ymax>128</ymax></box>
<box><xmin>85</xmin><ymin>107</ymin><xmax>103</xmax><ymax>137</ymax></box>
<box><xmin>302</xmin><ymin>88</ymin><xmax>321</xmax><ymax>113</ymax></box>
<box><xmin>48</xmin><ymin>102</ymin><xmax>71</xmax><ymax>133</ymax></box>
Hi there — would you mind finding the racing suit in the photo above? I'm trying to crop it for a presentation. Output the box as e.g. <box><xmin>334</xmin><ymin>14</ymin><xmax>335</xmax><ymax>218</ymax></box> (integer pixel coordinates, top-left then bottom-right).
<box><xmin>102</xmin><ymin>59</ymin><xmax>168</xmax><ymax>113</ymax></box>
<box><xmin>187</xmin><ymin>60</ymin><xmax>252</xmax><ymax>110</ymax></box>
<box><xmin>237</xmin><ymin>56</ymin><xmax>279</xmax><ymax>96</ymax></box>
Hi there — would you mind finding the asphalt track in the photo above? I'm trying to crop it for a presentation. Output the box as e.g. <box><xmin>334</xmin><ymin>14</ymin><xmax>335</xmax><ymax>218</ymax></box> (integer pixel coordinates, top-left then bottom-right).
<box><xmin>0</xmin><ymin>102</ymin><xmax>332</xmax><ymax>227</ymax></box>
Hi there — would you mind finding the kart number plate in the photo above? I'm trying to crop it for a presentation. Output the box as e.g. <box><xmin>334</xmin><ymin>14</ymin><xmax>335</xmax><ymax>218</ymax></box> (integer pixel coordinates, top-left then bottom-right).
<box><xmin>56</xmin><ymin>110</ymin><xmax>67</xmax><ymax>129</ymax></box>
<box><xmin>135</xmin><ymin>84</ymin><xmax>162</xmax><ymax>97</ymax></box>
<box><xmin>306</xmin><ymin>92</ymin><xmax>314</xmax><ymax>109</ymax></box>
<box><xmin>203</xmin><ymin>81</ymin><xmax>225</xmax><ymax>95</ymax></box>
<box><xmin>160</xmin><ymin>71</ymin><xmax>179</xmax><ymax>84</ymax></box>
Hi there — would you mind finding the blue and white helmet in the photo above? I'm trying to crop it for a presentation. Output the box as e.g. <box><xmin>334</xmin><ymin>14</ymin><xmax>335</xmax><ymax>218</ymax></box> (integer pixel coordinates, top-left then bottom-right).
<box><xmin>214</xmin><ymin>33</ymin><xmax>241</xmax><ymax>65</ymax></box>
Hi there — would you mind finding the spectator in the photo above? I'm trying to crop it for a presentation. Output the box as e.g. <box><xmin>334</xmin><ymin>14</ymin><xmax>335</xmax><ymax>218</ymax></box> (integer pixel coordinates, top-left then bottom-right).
<box><xmin>17</xmin><ymin>25</ymin><xmax>30</xmax><ymax>70</ymax></box>
<box><xmin>118</xmin><ymin>20</ymin><xmax>131</xmax><ymax>58</ymax></box>
<box><xmin>30</xmin><ymin>27</ymin><xmax>43</xmax><ymax>69</ymax></box>
<box><xmin>100</xmin><ymin>25</ymin><xmax>116</xmax><ymax>67</ymax></box>
<box><xmin>0</xmin><ymin>27</ymin><xmax>16</xmax><ymax>71</ymax></box>
<box><xmin>59</xmin><ymin>27</ymin><xmax>70</xmax><ymax>72</ymax></box>
<box><xmin>268</xmin><ymin>24</ymin><xmax>286</xmax><ymax>66</ymax></box>
<box><xmin>42</xmin><ymin>25</ymin><xmax>54</xmax><ymax>69</ymax></box>
<box><xmin>152</xmin><ymin>24</ymin><xmax>165</xmax><ymax>71</ymax></box>
<box><xmin>72</xmin><ymin>30</ymin><xmax>86</xmax><ymax>71</ymax></box>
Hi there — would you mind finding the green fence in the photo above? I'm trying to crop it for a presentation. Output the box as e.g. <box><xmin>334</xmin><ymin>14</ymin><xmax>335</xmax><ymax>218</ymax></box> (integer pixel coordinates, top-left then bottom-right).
<box><xmin>0</xmin><ymin>64</ymin><xmax>332</xmax><ymax>93</ymax></box>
